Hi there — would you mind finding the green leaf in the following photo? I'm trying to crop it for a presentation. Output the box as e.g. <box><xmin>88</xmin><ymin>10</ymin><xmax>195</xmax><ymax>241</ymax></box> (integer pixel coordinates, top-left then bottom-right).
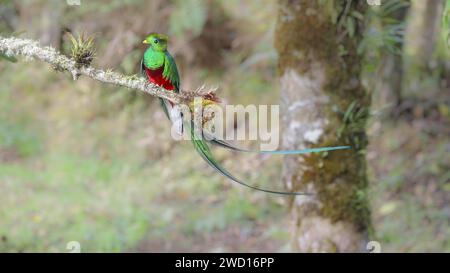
<box><xmin>380</xmin><ymin>0</ymin><xmax>409</xmax><ymax>17</ymax></box>
<box><xmin>343</xmin><ymin>101</ymin><xmax>357</xmax><ymax>123</ymax></box>
<box><xmin>351</xmin><ymin>11</ymin><xmax>364</xmax><ymax>21</ymax></box>
<box><xmin>338</xmin><ymin>44</ymin><xmax>348</xmax><ymax>56</ymax></box>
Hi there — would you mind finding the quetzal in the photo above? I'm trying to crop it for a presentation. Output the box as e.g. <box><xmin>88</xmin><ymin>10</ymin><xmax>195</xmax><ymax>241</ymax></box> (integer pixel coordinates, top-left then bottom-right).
<box><xmin>141</xmin><ymin>33</ymin><xmax>349</xmax><ymax>195</ymax></box>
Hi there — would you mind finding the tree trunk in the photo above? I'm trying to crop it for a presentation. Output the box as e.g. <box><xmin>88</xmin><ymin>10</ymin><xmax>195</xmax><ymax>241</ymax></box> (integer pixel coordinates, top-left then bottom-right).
<box><xmin>275</xmin><ymin>0</ymin><xmax>371</xmax><ymax>252</ymax></box>
<box><xmin>16</xmin><ymin>0</ymin><xmax>64</xmax><ymax>49</ymax></box>
<box><xmin>412</xmin><ymin>0</ymin><xmax>445</xmax><ymax>69</ymax></box>
<box><xmin>403</xmin><ymin>0</ymin><xmax>446</xmax><ymax>100</ymax></box>
<box><xmin>375</xmin><ymin>2</ymin><xmax>410</xmax><ymax>115</ymax></box>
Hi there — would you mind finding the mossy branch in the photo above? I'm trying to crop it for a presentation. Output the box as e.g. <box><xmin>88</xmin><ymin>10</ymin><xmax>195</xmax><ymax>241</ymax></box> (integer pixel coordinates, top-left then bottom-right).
<box><xmin>0</xmin><ymin>35</ymin><xmax>215</xmax><ymax>105</ymax></box>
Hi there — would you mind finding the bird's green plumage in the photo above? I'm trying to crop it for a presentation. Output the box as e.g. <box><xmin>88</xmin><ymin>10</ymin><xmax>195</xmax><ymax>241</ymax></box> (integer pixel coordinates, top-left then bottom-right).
<box><xmin>141</xmin><ymin>33</ymin><xmax>180</xmax><ymax>119</ymax></box>
<box><xmin>162</xmin><ymin>52</ymin><xmax>180</xmax><ymax>91</ymax></box>
<box><xmin>142</xmin><ymin>35</ymin><xmax>231</xmax><ymax>192</ymax></box>
<box><xmin>142</xmin><ymin>33</ymin><xmax>180</xmax><ymax>92</ymax></box>
<box><xmin>141</xmin><ymin>34</ymin><xmax>306</xmax><ymax>195</ymax></box>
<box><xmin>141</xmin><ymin>33</ymin><xmax>350</xmax><ymax>195</ymax></box>
<box><xmin>143</xmin><ymin>48</ymin><xmax>165</xmax><ymax>70</ymax></box>
<box><xmin>143</xmin><ymin>48</ymin><xmax>180</xmax><ymax>91</ymax></box>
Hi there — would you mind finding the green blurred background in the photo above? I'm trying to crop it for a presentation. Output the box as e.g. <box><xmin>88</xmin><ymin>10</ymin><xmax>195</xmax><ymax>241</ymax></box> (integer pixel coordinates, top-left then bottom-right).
<box><xmin>0</xmin><ymin>0</ymin><xmax>449</xmax><ymax>252</ymax></box>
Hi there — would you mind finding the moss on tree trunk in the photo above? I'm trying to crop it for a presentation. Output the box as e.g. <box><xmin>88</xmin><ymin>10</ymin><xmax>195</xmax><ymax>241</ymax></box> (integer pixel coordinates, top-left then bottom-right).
<box><xmin>275</xmin><ymin>0</ymin><xmax>371</xmax><ymax>252</ymax></box>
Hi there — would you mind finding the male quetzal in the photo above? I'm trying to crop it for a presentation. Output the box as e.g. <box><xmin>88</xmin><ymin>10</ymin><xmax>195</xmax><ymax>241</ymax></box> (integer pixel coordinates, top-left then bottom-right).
<box><xmin>141</xmin><ymin>33</ymin><xmax>348</xmax><ymax>195</ymax></box>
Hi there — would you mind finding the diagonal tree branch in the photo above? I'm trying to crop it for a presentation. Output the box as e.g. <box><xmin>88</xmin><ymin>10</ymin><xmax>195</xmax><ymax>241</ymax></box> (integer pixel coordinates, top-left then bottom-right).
<box><xmin>0</xmin><ymin>36</ymin><xmax>210</xmax><ymax>105</ymax></box>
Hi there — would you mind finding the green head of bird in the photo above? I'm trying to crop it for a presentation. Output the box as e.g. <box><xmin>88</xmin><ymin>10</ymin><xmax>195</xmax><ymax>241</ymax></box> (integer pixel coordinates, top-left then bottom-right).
<box><xmin>143</xmin><ymin>33</ymin><xmax>168</xmax><ymax>52</ymax></box>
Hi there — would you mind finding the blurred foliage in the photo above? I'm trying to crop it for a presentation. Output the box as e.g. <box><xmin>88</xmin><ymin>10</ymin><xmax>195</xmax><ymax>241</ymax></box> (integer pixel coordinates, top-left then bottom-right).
<box><xmin>169</xmin><ymin>0</ymin><xmax>207</xmax><ymax>37</ymax></box>
<box><xmin>440</xmin><ymin>0</ymin><xmax>450</xmax><ymax>55</ymax></box>
<box><xmin>0</xmin><ymin>0</ymin><xmax>449</xmax><ymax>252</ymax></box>
<box><xmin>359</xmin><ymin>0</ymin><xmax>410</xmax><ymax>56</ymax></box>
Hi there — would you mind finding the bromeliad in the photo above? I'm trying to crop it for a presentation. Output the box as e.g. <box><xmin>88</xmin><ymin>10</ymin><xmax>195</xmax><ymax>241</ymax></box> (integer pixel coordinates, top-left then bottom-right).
<box><xmin>140</xmin><ymin>33</ymin><xmax>348</xmax><ymax>195</ymax></box>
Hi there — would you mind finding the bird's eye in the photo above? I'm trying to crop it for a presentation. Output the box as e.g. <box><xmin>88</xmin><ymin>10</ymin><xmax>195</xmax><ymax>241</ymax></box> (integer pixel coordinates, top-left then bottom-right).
<box><xmin>153</xmin><ymin>39</ymin><xmax>159</xmax><ymax>44</ymax></box>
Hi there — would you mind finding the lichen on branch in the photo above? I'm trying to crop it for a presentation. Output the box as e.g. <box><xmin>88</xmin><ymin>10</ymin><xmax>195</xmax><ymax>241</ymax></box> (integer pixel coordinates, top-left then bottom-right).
<box><xmin>0</xmin><ymin>35</ymin><xmax>216</xmax><ymax>105</ymax></box>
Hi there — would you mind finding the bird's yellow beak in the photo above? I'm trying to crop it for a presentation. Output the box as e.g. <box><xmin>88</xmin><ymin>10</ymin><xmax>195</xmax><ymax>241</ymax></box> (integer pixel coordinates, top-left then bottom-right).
<box><xmin>142</xmin><ymin>40</ymin><xmax>149</xmax><ymax>44</ymax></box>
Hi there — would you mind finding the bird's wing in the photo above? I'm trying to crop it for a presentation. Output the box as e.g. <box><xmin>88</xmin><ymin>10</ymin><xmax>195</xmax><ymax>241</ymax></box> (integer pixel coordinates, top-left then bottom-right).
<box><xmin>163</xmin><ymin>51</ymin><xmax>180</xmax><ymax>92</ymax></box>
